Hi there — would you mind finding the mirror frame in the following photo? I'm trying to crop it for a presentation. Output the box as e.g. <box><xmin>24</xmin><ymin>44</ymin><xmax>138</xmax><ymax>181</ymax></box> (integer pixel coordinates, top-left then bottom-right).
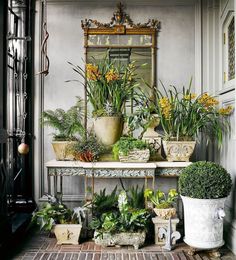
<box><xmin>81</xmin><ymin>3</ymin><xmax>160</xmax><ymax>129</ymax></box>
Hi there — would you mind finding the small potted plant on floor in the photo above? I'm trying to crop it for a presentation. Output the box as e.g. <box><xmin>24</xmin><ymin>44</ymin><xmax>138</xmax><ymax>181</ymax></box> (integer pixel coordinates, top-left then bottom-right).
<box><xmin>179</xmin><ymin>161</ymin><xmax>232</xmax><ymax>252</ymax></box>
<box><xmin>144</xmin><ymin>188</ymin><xmax>178</xmax><ymax>219</ymax></box>
<box><xmin>68</xmin><ymin>57</ymin><xmax>141</xmax><ymax>147</ymax></box>
<box><xmin>41</xmin><ymin>97</ymin><xmax>85</xmax><ymax>160</ymax></box>
<box><xmin>112</xmin><ymin>137</ymin><xmax>151</xmax><ymax>163</ymax></box>
<box><xmin>155</xmin><ymin>80</ymin><xmax>233</xmax><ymax>161</ymax></box>
<box><xmin>31</xmin><ymin>195</ymin><xmax>86</xmax><ymax>245</ymax></box>
<box><xmin>90</xmin><ymin>187</ymin><xmax>149</xmax><ymax>249</ymax></box>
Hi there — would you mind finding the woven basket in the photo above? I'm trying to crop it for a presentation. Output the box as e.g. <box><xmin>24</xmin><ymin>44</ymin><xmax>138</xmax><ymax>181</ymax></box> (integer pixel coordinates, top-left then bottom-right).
<box><xmin>119</xmin><ymin>149</ymin><xmax>150</xmax><ymax>163</ymax></box>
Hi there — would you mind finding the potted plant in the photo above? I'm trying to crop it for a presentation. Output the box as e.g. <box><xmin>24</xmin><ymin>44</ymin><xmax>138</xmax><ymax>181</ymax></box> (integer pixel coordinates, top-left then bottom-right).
<box><xmin>31</xmin><ymin>195</ymin><xmax>86</xmax><ymax>245</ymax></box>
<box><xmin>41</xmin><ymin>97</ymin><xmax>85</xmax><ymax>160</ymax></box>
<box><xmin>68</xmin><ymin>57</ymin><xmax>140</xmax><ymax>146</ymax></box>
<box><xmin>179</xmin><ymin>161</ymin><xmax>232</xmax><ymax>251</ymax></box>
<box><xmin>69</xmin><ymin>135</ymin><xmax>103</xmax><ymax>162</ymax></box>
<box><xmin>144</xmin><ymin>188</ymin><xmax>178</xmax><ymax>219</ymax></box>
<box><xmin>155</xmin><ymin>80</ymin><xmax>233</xmax><ymax>161</ymax></box>
<box><xmin>112</xmin><ymin>137</ymin><xmax>151</xmax><ymax>163</ymax></box>
<box><xmin>90</xmin><ymin>188</ymin><xmax>150</xmax><ymax>249</ymax></box>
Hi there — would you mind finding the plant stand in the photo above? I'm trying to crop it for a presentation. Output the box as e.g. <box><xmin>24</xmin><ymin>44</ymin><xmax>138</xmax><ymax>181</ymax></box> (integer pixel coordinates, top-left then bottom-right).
<box><xmin>152</xmin><ymin>217</ymin><xmax>179</xmax><ymax>245</ymax></box>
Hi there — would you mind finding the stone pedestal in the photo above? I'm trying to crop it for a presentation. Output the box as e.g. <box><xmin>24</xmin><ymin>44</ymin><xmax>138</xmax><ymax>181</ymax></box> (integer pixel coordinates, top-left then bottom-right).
<box><xmin>152</xmin><ymin>217</ymin><xmax>179</xmax><ymax>245</ymax></box>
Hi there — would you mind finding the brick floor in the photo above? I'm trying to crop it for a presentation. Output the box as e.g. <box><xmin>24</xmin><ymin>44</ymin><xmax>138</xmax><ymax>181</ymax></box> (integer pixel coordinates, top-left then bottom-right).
<box><xmin>8</xmin><ymin>232</ymin><xmax>236</xmax><ymax>260</ymax></box>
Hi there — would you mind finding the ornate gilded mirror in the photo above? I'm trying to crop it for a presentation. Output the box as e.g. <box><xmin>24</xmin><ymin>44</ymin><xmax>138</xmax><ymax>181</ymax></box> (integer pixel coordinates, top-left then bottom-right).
<box><xmin>81</xmin><ymin>3</ymin><xmax>160</xmax><ymax>127</ymax></box>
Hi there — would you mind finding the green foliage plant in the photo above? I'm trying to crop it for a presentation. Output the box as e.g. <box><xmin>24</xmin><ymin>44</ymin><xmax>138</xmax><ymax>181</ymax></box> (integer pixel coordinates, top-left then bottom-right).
<box><xmin>68</xmin><ymin>56</ymin><xmax>142</xmax><ymax>117</ymax></box>
<box><xmin>41</xmin><ymin>97</ymin><xmax>85</xmax><ymax>141</ymax></box>
<box><xmin>112</xmin><ymin>137</ymin><xmax>150</xmax><ymax>160</ymax></box>
<box><xmin>128</xmin><ymin>185</ymin><xmax>145</xmax><ymax>209</ymax></box>
<box><xmin>69</xmin><ymin>135</ymin><xmax>103</xmax><ymax>162</ymax></box>
<box><xmin>89</xmin><ymin>188</ymin><xmax>150</xmax><ymax>235</ymax></box>
<box><xmin>144</xmin><ymin>188</ymin><xmax>178</xmax><ymax>209</ymax></box>
<box><xmin>155</xmin><ymin>79</ymin><xmax>233</xmax><ymax>145</ymax></box>
<box><xmin>126</xmin><ymin>107</ymin><xmax>159</xmax><ymax>138</ymax></box>
<box><xmin>126</xmin><ymin>83</ymin><xmax>159</xmax><ymax>137</ymax></box>
<box><xmin>179</xmin><ymin>161</ymin><xmax>232</xmax><ymax>199</ymax></box>
<box><xmin>31</xmin><ymin>197</ymin><xmax>86</xmax><ymax>231</ymax></box>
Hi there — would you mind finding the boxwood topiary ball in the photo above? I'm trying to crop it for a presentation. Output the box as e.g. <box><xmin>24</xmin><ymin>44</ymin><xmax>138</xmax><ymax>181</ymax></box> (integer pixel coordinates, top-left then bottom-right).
<box><xmin>179</xmin><ymin>161</ymin><xmax>232</xmax><ymax>199</ymax></box>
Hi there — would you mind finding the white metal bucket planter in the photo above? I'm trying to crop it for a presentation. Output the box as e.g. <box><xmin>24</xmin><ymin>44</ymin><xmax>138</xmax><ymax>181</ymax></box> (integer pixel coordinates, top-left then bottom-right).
<box><xmin>181</xmin><ymin>196</ymin><xmax>226</xmax><ymax>250</ymax></box>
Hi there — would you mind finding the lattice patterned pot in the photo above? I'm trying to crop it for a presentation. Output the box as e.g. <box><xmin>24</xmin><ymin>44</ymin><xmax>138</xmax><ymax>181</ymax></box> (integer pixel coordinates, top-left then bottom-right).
<box><xmin>162</xmin><ymin>140</ymin><xmax>196</xmax><ymax>162</ymax></box>
<box><xmin>119</xmin><ymin>149</ymin><xmax>150</xmax><ymax>163</ymax></box>
<box><xmin>54</xmin><ymin>224</ymin><xmax>82</xmax><ymax>245</ymax></box>
<box><xmin>153</xmin><ymin>208</ymin><xmax>177</xmax><ymax>219</ymax></box>
<box><xmin>94</xmin><ymin>231</ymin><xmax>146</xmax><ymax>249</ymax></box>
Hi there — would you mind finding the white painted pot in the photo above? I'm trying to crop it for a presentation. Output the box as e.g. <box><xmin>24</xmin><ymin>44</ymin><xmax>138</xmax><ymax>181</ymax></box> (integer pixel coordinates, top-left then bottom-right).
<box><xmin>181</xmin><ymin>195</ymin><xmax>226</xmax><ymax>249</ymax></box>
<box><xmin>54</xmin><ymin>224</ymin><xmax>82</xmax><ymax>245</ymax></box>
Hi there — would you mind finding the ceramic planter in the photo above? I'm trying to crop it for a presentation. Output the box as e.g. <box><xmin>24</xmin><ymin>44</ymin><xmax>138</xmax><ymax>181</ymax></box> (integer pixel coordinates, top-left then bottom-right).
<box><xmin>153</xmin><ymin>207</ymin><xmax>176</xmax><ymax>219</ymax></box>
<box><xmin>52</xmin><ymin>141</ymin><xmax>76</xmax><ymax>161</ymax></box>
<box><xmin>142</xmin><ymin>114</ymin><xmax>162</xmax><ymax>161</ymax></box>
<box><xmin>54</xmin><ymin>224</ymin><xmax>82</xmax><ymax>245</ymax></box>
<box><xmin>94</xmin><ymin>116</ymin><xmax>123</xmax><ymax>146</ymax></box>
<box><xmin>162</xmin><ymin>140</ymin><xmax>196</xmax><ymax>162</ymax></box>
<box><xmin>94</xmin><ymin>231</ymin><xmax>146</xmax><ymax>249</ymax></box>
<box><xmin>119</xmin><ymin>149</ymin><xmax>150</xmax><ymax>163</ymax></box>
<box><xmin>181</xmin><ymin>195</ymin><xmax>226</xmax><ymax>250</ymax></box>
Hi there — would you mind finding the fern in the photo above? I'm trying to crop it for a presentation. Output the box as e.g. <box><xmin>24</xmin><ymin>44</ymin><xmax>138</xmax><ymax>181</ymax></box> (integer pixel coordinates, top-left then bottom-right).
<box><xmin>41</xmin><ymin>97</ymin><xmax>85</xmax><ymax>140</ymax></box>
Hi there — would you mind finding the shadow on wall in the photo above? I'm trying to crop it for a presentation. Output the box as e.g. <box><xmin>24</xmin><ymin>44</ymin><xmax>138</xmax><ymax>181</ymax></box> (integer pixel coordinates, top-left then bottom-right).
<box><xmin>224</xmin><ymin>177</ymin><xmax>236</xmax><ymax>252</ymax></box>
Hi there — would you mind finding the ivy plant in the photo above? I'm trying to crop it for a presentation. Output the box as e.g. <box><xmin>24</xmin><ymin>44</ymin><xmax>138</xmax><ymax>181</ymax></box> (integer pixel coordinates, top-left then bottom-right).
<box><xmin>112</xmin><ymin>137</ymin><xmax>150</xmax><ymax>160</ymax></box>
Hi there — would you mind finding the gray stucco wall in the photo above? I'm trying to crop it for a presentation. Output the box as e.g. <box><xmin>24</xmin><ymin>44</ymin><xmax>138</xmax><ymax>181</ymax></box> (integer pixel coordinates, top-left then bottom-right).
<box><xmin>35</xmin><ymin>0</ymin><xmax>196</xmax><ymax>202</ymax></box>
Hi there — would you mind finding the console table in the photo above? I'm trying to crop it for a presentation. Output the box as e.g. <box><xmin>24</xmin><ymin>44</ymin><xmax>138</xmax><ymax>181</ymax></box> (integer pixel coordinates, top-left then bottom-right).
<box><xmin>45</xmin><ymin>160</ymin><xmax>191</xmax><ymax>201</ymax></box>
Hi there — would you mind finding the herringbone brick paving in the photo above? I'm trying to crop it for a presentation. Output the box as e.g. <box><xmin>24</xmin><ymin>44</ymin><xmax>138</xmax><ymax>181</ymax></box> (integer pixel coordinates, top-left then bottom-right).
<box><xmin>9</xmin><ymin>233</ymin><xmax>236</xmax><ymax>260</ymax></box>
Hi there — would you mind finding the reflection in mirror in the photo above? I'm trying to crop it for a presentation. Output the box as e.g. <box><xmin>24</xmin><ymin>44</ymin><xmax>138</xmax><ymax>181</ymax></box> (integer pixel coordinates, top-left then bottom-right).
<box><xmin>87</xmin><ymin>47</ymin><xmax>152</xmax><ymax>99</ymax></box>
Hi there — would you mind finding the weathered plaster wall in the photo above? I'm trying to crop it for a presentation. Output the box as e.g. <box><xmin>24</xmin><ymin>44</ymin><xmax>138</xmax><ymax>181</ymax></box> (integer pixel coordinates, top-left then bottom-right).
<box><xmin>201</xmin><ymin>0</ymin><xmax>236</xmax><ymax>254</ymax></box>
<box><xmin>34</xmin><ymin>0</ymin><xmax>196</xmax><ymax>204</ymax></box>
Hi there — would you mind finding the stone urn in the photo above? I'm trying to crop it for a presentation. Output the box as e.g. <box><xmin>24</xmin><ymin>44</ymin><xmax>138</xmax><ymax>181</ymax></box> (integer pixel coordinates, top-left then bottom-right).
<box><xmin>52</xmin><ymin>141</ymin><xmax>76</xmax><ymax>161</ymax></box>
<box><xmin>54</xmin><ymin>224</ymin><xmax>82</xmax><ymax>245</ymax></box>
<box><xmin>181</xmin><ymin>196</ymin><xmax>226</xmax><ymax>250</ymax></box>
<box><xmin>94</xmin><ymin>231</ymin><xmax>146</xmax><ymax>249</ymax></box>
<box><xmin>153</xmin><ymin>207</ymin><xmax>177</xmax><ymax>219</ymax></box>
<box><xmin>162</xmin><ymin>140</ymin><xmax>196</xmax><ymax>162</ymax></box>
<box><xmin>94</xmin><ymin>116</ymin><xmax>123</xmax><ymax>146</ymax></box>
<box><xmin>142</xmin><ymin>114</ymin><xmax>162</xmax><ymax>161</ymax></box>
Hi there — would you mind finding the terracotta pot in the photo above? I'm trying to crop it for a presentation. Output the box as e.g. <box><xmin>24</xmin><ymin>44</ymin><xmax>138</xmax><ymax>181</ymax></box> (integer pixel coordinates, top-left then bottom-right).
<box><xmin>153</xmin><ymin>207</ymin><xmax>177</xmax><ymax>219</ymax></box>
<box><xmin>162</xmin><ymin>140</ymin><xmax>196</xmax><ymax>162</ymax></box>
<box><xmin>52</xmin><ymin>141</ymin><xmax>76</xmax><ymax>161</ymax></box>
<box><xmin>119</xmin><ymin>149</ymin><xmax>150</xmax><ymax>163</ymax></box>
<box><xmin>54</xmin><ymin>224</ymin><xmax>82</xmax><ymax>245</ymax></box>
<box><xmin>74</xmin><ymin>151</ymin><xmax>95</xmax><ymax>162</ymax></box>
<box><xmin>94</xmin><ymin>116</ymin><xmax>123</xmax><ymax>146</ymax></box>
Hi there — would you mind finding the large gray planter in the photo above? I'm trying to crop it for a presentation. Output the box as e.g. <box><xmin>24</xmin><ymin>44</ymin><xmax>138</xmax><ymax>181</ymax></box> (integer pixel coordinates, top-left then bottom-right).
<box><xmin>94</xmin><ymin>116</ymin><xmax>123</xmax><ymax>146</ymax></box>
<box><xmin>94</xmin><ymin>231</ymin><xmax>146</xmax><ymax>249</ymax></box>
<box><xmin>181</xmin><ymin>195</ymin><xmax>226</xmax><ymax>249</ymax></box>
